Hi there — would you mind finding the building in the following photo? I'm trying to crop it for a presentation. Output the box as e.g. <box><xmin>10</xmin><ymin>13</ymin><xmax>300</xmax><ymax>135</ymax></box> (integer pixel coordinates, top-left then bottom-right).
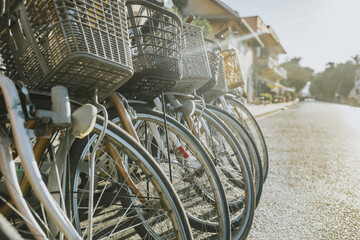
<box><xmin>242</xmin><ymin>16</ymin><xmax>287</xmax><ymax>100</ymax></box>
<box><xmin>182</xmin><ymin>0</ymin><xmax>264</xmax><ymax>102</ymax></box>
<box><xmin>348</xmin><ymin>68</ymin><xmax>360</xmax><ymax>105</ymax></box>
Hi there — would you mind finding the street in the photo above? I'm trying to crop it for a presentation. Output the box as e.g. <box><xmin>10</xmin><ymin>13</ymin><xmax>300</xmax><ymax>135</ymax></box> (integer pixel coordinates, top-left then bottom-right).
<box><xmin>248</xmin><ymin>101</ymin><xmax>360</xmax><ymax>239</ymax></box>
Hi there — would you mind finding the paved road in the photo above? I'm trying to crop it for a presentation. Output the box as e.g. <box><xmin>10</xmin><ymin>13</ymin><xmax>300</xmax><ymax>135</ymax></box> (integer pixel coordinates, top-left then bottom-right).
<box><xmin>248</xmin><ymin>101</ymin><xmax>360</xmax><ymax>240</ymax></box>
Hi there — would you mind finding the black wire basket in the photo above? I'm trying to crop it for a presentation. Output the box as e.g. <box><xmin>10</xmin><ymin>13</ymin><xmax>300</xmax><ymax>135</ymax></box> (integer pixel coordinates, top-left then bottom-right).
<box><xmin>198</xmin><ymin>38</ymin><xmax>227</xmax><ymax>100</ymax></box>
<box><xmin>0</xmin><ymin>0</ymin><xmax>133</xmax><ymax>102</ymax></box>
<box><xmin>203</xmin><ymin>53</ymin><xmax>227</xmax><ymax>101</ymax></box>
<box><xmin>118</xmin><ymin>0</ymin><xmax>182</xmax><ymax>101</ymax></box>
<box><xmin>171</xmin><ymin>23</ymin><xmax>211</xmax><ymax>94</ymax></box>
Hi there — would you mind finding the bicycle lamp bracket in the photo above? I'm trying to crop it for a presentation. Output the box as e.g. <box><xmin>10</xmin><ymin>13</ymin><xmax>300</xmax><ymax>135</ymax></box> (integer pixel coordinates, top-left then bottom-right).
<box><xmin>35</xmin><ymin>86</ymin><xmax>71</xmax><ymax>128</ymax></box>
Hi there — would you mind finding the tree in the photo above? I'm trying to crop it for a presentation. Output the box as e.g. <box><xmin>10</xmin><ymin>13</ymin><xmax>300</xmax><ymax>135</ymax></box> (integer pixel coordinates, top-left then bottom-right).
<box><xmin>281</xmin><ymin>57</ymin><xmax>315</xmax><ymax>93</ymax></box>
<box><xmin>310</xmin><ymin>60</ymin><xmax>359</xmax><ymax>101</ymax></box>
<box><xmin>169</xmin><ymin>6</ymin><xmax>213</xmax><ymax>37</ymax></box>
<box><xmin>326</xmin><ymin>62</ymin><xmax>336</xmax><ymax>68</ymax></box>
<box><xmin>172</xmin><ymin>0</ymin><xmax>188</xmax><ymax>13</ymax></box>
<box><xmin>351</xmin><ymin>55</ymin><xmax>360</xmax><ymax>64</ymax></box>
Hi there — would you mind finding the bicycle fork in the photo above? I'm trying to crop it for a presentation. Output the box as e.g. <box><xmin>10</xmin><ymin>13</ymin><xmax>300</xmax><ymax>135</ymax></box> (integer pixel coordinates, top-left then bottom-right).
<box><xmin>153</xmin><ymin>96</ymin><xmax>201</xmax><ymax>170</ymax></box>
<box><xmin>0</xmin><ymin>73</ymin><xmax>81</xmax><ymax>240</ymax></box>
<box><xmin>109</xmin><ymin>93</ymin><xmax>201</xmax><ymax>184</ymax></box>
<box><xmin>108</xmin><ymin>93</ymin><xmax>147</xmax><ymax>201</ymax></box>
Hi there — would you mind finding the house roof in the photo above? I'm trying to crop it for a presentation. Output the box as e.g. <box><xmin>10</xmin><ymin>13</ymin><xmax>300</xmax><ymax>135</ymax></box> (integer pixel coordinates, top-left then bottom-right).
<box><xmin>208</xmin><ymin>0</ymin><xmax>239</xmax><ymax>18</ymax></box>
<box><xmin>238</xmin><ymin>18</ymin><xmax>264</xmax><ymax>48</ymax></box>
<box><xmin>184</xmin><ymin>0</ymin><xmax>264</xmax><ymax>47</ymax></box>
<box><xmin>243</xmin><ymin>16</ymin><xmax>286</xmax><ymax>54</ymax></box>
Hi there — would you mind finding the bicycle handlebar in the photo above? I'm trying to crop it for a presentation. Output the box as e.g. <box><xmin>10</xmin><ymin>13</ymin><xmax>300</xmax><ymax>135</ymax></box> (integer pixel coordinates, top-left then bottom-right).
<box><xmin>185</xmin><ymin>16</ymin><xmax>195</xmax><ymax>23</ymax></box>
<box><xmin>214</xmin><ymin>27</ymin><xmax>231</xmax><ymax>40</ymax></box>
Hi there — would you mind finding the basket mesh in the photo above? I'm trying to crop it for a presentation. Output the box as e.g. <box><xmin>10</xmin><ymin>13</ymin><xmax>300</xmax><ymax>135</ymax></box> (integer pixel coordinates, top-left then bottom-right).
<box><xmin>214</xmin><ymin>55</ymin><xmax>227</xmax><ymax>92</ymax></box>
<box><xmin>171</xmin><ymin>23</ymin><xmax>211</xmax><ymax>94</ymax></box>
<box><xmin>198</xmin><ymin>38</ymin><xmax>220</xmax><ymax>94</ymax></box>
<box><xmin>0</xmin><ymin>0</ymin><xmax>133</xmax><ymax>102</ymax></box>
<box><xmin>203</xmin><ymin>54</ymin><xmax>227</xmax><ymax>101</ymax></box>
<box><xmin>118</xmin><ymin>0</ymin><xmax>182</xmax><ymax>101</ymax></box>
<box><xmin>222</xmin><ymin>49</ymin><xmax>243</xmax><ymax>89</ymax></box>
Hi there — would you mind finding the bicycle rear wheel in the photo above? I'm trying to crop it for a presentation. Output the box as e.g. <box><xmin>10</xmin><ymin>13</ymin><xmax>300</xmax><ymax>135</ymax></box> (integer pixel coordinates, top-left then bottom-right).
<box><xmin>68</xmin><ymin>117</ymin><xmax>193</xmax><ymax>239</ymax></box>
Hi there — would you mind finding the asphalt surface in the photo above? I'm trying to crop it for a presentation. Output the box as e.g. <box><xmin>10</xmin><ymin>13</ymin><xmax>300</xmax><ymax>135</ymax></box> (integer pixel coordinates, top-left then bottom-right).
<box><xmin>248</xmin><ymin>101</ymin><xmax>360</xmax><ymax>240</ymax></box>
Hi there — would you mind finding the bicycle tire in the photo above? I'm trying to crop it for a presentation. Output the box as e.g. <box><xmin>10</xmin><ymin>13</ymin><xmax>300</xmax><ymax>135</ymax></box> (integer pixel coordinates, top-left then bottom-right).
<box><xmin>68</xmin><ymin>117</ymin><xmax>193</xmax><ymax>239</ymax></box>
<box><xmin>179</xmin><ymin>104</ymin><xmax>255</xmax><ymax>239</ymax></box>
<box><xmin>206</xmin><ymin>104</ymin><xmax>263</xmax><ymax>207</ymax></box>
<box><xmin>224</xmin><ymin>95</ymin><xmax>269</xmax><ymax>182</ymax></box>
<box><xmin>110</xmin><ymin>105</ymin><xmax>230</xmax><ymax>239</ymax></box>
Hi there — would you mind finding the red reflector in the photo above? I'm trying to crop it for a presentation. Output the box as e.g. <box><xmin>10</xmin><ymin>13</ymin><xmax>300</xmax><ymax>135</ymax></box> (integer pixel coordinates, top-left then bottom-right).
<box><xmin>178</xmin><ymin>146</ymin><xmax>189</xmax><ymax>159</ymax></box>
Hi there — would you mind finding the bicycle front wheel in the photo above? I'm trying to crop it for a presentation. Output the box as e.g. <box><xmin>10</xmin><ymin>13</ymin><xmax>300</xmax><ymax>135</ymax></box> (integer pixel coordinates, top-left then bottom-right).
<box><xmin>112</xmin><ymin>106</ymin><xmax>230</xmax><ymax>240</ymax></box>
<box><xmin>206</xmin><ymin>104</ymin><xmax>263</xmax><ymax>207</ymax></box>
<box><xmin>68</xmin><ymin>117</ymin><xmax>193</xmax><ymax>239</ymax></box>
<box><xmin>224</xmin><ymin>95</ymin><xmax>269</xmax><ymax>182</ymax></box>
<box><xmin>182</xmin><ymin>105</ymin><xmax>256</xmax><ymax>239</ymax></box>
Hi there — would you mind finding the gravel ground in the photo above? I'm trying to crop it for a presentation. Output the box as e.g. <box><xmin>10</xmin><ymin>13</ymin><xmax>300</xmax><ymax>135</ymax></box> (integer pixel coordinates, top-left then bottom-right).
<box><xmin>248</xmin><ymin>101</ymin><xmax>360</xmax><ymax>240</ymax></box>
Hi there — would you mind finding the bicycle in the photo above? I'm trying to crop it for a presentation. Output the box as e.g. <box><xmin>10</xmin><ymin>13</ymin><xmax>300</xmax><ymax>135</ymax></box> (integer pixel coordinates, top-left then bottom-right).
<box><xmin>110</xmin><ymin>1</ymin><xmax>231</xmax><ymax>238</ymax></box>
<box><xmin>212</xmin><ymin>43</ymin><xmax>269</xmax><ymax>182</ymax></box>
<box><xmin>156</xmin><ymin>26</ymin><xmax>258</xmax><ymax>239</ymax></box>
<box><xmin>0</xmin><ymin>0</ymin><xmax>193</xmax><ymax>239</ymax></box>
<box><xmin>111</xmin><ymin>101</ymin><xmax>230</xmax><ymax>239</ymax></box>
<box><xmin>197</xmin><ymin>37</ymin><xmax>264</xmax><ymax>206</ymax></box>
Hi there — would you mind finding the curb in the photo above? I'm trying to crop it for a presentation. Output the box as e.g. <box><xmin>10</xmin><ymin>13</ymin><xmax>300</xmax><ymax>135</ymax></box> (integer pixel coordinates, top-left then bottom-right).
<box><xmin>250</xmin><ymin>100</ymin><xmax>299</xmax><ymax>119</ymax></box>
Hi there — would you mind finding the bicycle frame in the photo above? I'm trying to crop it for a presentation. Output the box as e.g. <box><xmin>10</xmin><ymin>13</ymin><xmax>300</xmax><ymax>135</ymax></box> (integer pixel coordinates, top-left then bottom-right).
<box><xmin>108</xmin><ymin>93</ymin><xmax>148</xmax><ymax>200</ymax></box>
<box><xmin>0</xmin><ymin>126</ymin><xmax>47</xmax><ymax>239</ymax></box>
<box><xmin>109</xmin><ymin>93</ymin><xmax>200</xmax><ymax>184</ymax></box>
<box><xmin>0</xmin><ymin>73</ymin><xmax>81</xmax><ymax>239</ymax></box>
<box><xmin>0</xmin><ymin>128</ymin><xmax>50</xmax><ymax>217</ymax></box>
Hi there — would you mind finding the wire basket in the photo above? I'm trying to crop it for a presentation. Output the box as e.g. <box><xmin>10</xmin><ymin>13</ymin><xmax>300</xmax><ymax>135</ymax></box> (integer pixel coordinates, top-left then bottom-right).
<box><xmin>203</xmin><ymin>54</ymin><xmax>227</xmax><ymax>101</ymax></box>
<box><xmin>171</xmin><ymin>23</ymin><xmax>211</xmax><ymax>94</ymax></box>
<box><xmin>0</xmin><ymin>0</ymin><xmax>133</xmax><ymax>102</ymax></box>
<box><xmin>197</xmin><ymin>38</ymin><xmax>227</xmax><ymax>100</ymax></box>
<box><xmin>197</xmin><ymin>38</ymin><xmax>220</xmax><ymax>94</ymax></box>
<box><xmin>118</xmin><ymin>0</ymin><xmax>182</xmax><ymax>101</ymax></box>
<box><xmin>222</xmin><ymin>49</ymin><xmax>243</xmax><ymax>89</ymax></box>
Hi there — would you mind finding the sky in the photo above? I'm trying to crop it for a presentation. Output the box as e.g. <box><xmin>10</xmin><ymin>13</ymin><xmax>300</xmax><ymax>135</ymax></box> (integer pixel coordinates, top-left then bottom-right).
<box><xmin>220</xmin><ymin>0</ymin><xmax>360</xmax><ymax>73</ymax></box>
